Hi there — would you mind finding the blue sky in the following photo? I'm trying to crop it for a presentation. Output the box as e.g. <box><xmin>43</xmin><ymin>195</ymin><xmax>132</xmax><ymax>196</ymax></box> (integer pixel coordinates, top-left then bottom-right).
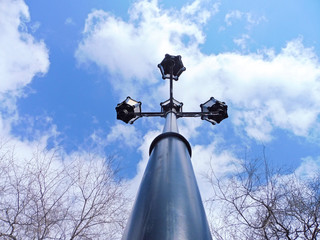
<box><xmin>1</xmin><ymin>0</ymin><xmax>320</xmax><ymax>198</ymax></box>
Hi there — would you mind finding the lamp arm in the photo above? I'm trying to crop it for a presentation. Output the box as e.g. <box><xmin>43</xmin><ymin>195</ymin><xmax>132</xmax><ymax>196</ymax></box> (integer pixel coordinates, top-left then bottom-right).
<box><xmin>176</xmin><ymin>112</ymin><xmax>223</xmax><ymax>118</ymax></box>
<box><xmin>136</xmin><ymin>112</ymin><xmax>166</xmax><ymax>117</ymax></box>
<box><xmin>135</xmin><ymin>111</ymin><xmax>223</xmax><ymax>118</ymax></box>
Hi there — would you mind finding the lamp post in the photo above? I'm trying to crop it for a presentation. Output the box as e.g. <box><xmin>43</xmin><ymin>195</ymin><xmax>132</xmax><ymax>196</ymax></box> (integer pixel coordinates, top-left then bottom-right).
<box><xmin>116</xmin><ymin>54</ymin><xmax>228</xmax><ymax>240</ymax></box>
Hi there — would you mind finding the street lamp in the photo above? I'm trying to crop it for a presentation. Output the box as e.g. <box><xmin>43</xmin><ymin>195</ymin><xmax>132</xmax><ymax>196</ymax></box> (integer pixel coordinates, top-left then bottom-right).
<box><xmin>160</xmin><ymin>98</ymin><xmax>183</xmax><ymax>113</ymax></box>
<box><xmin>158</xmin><ymin>54</ymin><xmax>186</xmax><ymax>80</ymax></box>
<box><xmin>200</xmin><ymin>97</ymin><xmax>228</xmax><ymax>125</ymax></box>
<box><xmin>117</xmin><ymin>54</ymin><xmax>228</xmax><ymax>240</ymax></box>
<box><xmin>115</xmin><ymin>96</ymin><xmax>142</xmax><ymax>124</ymax></box>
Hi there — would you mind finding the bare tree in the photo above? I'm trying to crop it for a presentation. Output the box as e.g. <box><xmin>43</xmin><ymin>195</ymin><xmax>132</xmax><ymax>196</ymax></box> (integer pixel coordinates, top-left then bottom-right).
<box><xmin>0</xmin><ymin>142</ymin><xmax>129</xmax><ymax>240</ymax></box>
<box><xmin>64</xmin><ymin>154</ymin><xmax>128</xmax><ymax>240</ymax></box>
<box><xmin>206</xmin><ymin>151</ymin><xmax>320</xmax><ymax>240</ymax></box>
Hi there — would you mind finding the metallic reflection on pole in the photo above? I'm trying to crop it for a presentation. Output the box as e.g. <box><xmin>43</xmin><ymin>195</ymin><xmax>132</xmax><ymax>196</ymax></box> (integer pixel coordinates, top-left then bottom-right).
<box><xmin>121</xmin><ymin>112</ymin><xmax>212</xmax><ymax>240</ymax></box>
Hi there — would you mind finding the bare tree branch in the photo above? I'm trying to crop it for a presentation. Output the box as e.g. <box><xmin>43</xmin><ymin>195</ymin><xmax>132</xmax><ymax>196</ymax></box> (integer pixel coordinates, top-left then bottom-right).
<box><xmin>0</xmin><ymin>142</ymin><xmax>129</xmax><ymax>240</ymax></box>
<box><xmin>205</xmin><ymin>151</ymin><xmax>320</xmax><ymax>240</ymax></box>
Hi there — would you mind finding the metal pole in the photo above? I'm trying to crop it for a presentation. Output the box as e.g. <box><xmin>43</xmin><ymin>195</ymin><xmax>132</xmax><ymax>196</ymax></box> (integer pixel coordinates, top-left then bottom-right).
<box><xmin>170</xmin><ymin>74</ymin><xmax>173</xmax><ymax>110</ymax></box>
<box><xmin>122</xmin><ymin>112</ymin><xmax>212</xmax><ymax>240</ymax></box>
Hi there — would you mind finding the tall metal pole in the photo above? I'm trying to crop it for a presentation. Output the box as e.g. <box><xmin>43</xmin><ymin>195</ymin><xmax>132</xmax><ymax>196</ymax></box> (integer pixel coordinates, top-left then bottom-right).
<box><xmin>121</xmin><ymin>112</ymin><xmax>212</xmax><ymax>240</ymax></box>
<box><xmin>169</xmin><ymin>65</ymin><xmax>174</xmax><ymax>111</ymax></box>
<box><xmin>116</xmin><ymin>54</ymin><xmax>227</xmax><ymax>240</ymax></box>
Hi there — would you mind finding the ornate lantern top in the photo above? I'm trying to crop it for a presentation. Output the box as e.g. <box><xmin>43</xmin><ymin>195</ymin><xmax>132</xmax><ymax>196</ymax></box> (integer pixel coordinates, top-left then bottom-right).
<box><xmin>158</xmin><ymin>54</ymin><xmax>186</xmax><ymax>81</ymax></box>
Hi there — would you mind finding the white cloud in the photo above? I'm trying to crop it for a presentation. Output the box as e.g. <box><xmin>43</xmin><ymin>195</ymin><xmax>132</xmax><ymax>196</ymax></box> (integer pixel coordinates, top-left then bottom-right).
<box><xmin>295</xmin><ymin>156</ymin><xmax>320</xmax><ymax>179</ymax></box>
<box><xmin>233</xmin><ymin>34</ymin><xmax>250</xmax><ymax>49</ymax></box>
<box><xmin>29</xmin><ymin>21</ymin><xmax>41</xmax><ymax>32</ymax></box>
<box><xmin>75</xmin><ymin>0</ymin><xmax>214</xmax><ymax>99</ymax></box>
<box><xmin>75</xmin><ymin>0</ymin><xmax>320</xmax><ymax>143</ymax></box>
<box><xmin>225</xmin><ymin>9</ymin><xmax>243</xmax><ymax>25</ymax></box>
<box><xmin>0</xmin><ymin>0</ymin><xmax>50</xmax><ymax>139</ymax></box>
<box><xmin>0</xmin><ymin>0</ymin><xmax>56</xmax><ymax>169</ymax></box>
<box><xmin>225</xmin><ymin>9</ymin><xmax>267</xmax><ymax>28</ymax></box>
<box><xmin>192</xmin><ymin>140</ymin><xmax>241</xmax><ymax>199</ymax></box>
<box><xmin>181</xmin><ymin>0</ymin><xmax>220</xmax><ymax>24</ymax></box>
<box><xmin>0</xmin><ymin>0</ymin><xmax>49</xmax><ymax>96</ymax></box>
<box><xmin>180</xmin><ymin>38</ymin><xmax>320</xmax><ymax>141</ymax></box>
<box><xmin>106</xmin><ymin>123</ymin><xmax>142</xmax><ymax>148</ymax></box>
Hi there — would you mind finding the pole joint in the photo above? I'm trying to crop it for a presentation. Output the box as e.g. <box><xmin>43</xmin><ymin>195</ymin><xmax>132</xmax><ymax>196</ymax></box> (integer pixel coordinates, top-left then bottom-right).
<box><xmin>149</xmin><ymin>131</ymin><xmax>192</xmax><ymax>156</ymax></box>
